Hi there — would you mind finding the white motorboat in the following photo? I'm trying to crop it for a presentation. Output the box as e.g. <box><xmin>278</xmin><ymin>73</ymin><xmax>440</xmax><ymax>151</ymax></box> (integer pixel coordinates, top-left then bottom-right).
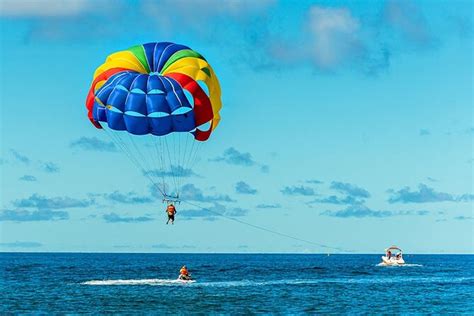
<box><xmin>380</xmin><ymin>246</ymin><xmax>405</xmax><ymax>266</ymax></box>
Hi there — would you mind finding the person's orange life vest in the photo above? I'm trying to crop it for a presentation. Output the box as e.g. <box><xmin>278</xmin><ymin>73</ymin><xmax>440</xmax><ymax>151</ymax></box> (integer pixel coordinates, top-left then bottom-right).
<box><xmin>180</xmin><ymin>267</ymin><xmax>188</xmax><ymax>276</ymax></box>
<box><xmin>167</xmin><ymin>205</ymin><xmax>176</xmax><ymax>215</ymax></box>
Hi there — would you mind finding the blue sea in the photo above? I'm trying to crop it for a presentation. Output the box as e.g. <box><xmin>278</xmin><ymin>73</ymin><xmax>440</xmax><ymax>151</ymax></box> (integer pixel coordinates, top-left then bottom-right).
<box><xmin>1</xmin><ymin>253</ymin><xmax>473</xmax><ymax>314</ymax></box>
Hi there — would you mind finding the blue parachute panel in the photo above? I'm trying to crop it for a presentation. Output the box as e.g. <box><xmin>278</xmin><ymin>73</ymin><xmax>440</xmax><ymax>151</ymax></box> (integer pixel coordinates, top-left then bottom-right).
<box><xmin>142</xmin><ymin>42</ymin><xmax>157</xmax><ymax>71</ymax></box>
<box><xmin>172</xmin><ymin>111</ymin><xmax>195</xmax><ymax>132</ymax></box>
<box><xmin>105</xmin><ymin>109</ymin><xmax>127</xmax><ymax>131</ymax></box>
<box><xmin>125</xmin><ymin>92</ymin><xmax>147</xmax><ymax>115</ymax></box>
<box><xmin>92</xmin><ymin>72</ymin><xmax>198</xmax><ymax>137</ymax></box>
<box><xmin>152</xmin><ymin>42</ymin><xmax>190</xmax><ymax>73</ymax></box>
<box><xmin>150</xmin><ymin>116</ymin><xmax>172</xmax><ymax>136</ymax></box>
<box><xmin>146</xmin><ymin>94</ymin><xmax>170</xmax><ymax>113</ymax></box>
<box><xmin>124</xmin><ymin>114</ymin><xmax>149</xmax><ymax>135</ymax></box>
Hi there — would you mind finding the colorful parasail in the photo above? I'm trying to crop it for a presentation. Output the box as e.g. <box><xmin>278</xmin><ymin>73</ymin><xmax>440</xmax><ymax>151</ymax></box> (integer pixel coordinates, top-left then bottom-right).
<box><xmin>85</xmin><ymin>42</ymin><xmax>222</xmax><ymax>199</ymax></box>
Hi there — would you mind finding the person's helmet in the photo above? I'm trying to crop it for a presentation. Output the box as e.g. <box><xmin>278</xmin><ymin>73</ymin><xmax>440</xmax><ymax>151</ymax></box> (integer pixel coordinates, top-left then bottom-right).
<box><xmin>182</xmin><ymin>265</ymin><xmax>186</xmax><ymax>269</ymax></box>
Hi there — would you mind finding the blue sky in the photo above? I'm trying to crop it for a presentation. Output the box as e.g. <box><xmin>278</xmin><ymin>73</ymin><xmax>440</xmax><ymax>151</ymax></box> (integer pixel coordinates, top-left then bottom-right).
<box><xmin>0</xmin><ymin>0</ymin><xmax>472</xmax><ymax>254</ymax></box>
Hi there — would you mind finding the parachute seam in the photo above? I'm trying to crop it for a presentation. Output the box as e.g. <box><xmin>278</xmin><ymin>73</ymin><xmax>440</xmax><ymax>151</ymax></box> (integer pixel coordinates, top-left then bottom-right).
<box><xmin>157</xmin><ymin>43</ymin><xmax>173</xmax><ymax>72</ymax></box>
<box><xmin>162</xmin><ymin>76</ymin><xmax>183</xmax><ymax>108</ymax></box>
<box><xmin>156</xmin><ymin>76</ymin><xmax>173</xmax><ymax>114</ymax></box>
<box><xmin>96</xmin><ymin>72</ymin><xmax>128</xmax><ymax>95</ymax></box>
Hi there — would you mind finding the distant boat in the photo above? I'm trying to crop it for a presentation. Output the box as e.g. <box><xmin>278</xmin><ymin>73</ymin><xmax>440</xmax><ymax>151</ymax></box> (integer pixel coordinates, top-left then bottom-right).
<box><xmin>380</xmin><ymin>246</ymin><xmax>405</xmax><ymax>266</ymax></box>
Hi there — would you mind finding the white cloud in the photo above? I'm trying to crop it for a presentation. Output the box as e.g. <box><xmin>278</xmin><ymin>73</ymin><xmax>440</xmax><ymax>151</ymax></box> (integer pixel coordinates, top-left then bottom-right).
<box><xmin>384</xmin><ymin>0</ymin><xmax>432</xmax><ymax>45</ymax></box>
<box><xmin>268</xmin><ymin>6</ymin><xmax>365</xmax><ymax>70</ymax></box>
<box><xmin>143</xmin><ymin>0</ymin><xmax>275</xmax><ymax>19</ymax></box>
<box><xmin>0</xmin><ymin>0</ymin><xmax>92</xmax><ymax>17</ymax></box>
<box><xmin>306</xmin><ymin>6</ymin><xmax>362</xmax><ymax>68</ymax></box>
<box><xmin>141</xmin><ymin>0</ymin><xmax>275</xmax><ymax>36</ymax></box>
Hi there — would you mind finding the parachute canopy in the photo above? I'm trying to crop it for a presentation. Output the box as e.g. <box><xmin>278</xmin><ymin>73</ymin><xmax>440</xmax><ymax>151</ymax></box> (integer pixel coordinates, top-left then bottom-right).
<box><xmin>85</xmin><ymin>43</ymin><xmax>222</xmax><ymax>199</ymax></box>
<box><xmin>86</xmin><ymin>42</ymin><xmax>222</xmax><ymax>141</ymax></box>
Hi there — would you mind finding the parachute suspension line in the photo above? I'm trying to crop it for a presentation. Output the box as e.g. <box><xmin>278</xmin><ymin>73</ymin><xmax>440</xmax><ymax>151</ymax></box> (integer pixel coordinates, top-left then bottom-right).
<box><xmin>101</xmin><ymin>128</ymin><xmax>166</xmax><ymax>197</ymax></box>
<box><xmin>131</xmin><ymin>134</ymin><xmax>166</xmax><ymax>196</ymax></box>
<box><xmin>188</xmin><ymin>141</ymin><xmax>204</xmax><ymax>174</ymax></box>
<box><xmin>166</xmin><ymin>135</ymin><xmax>175</xmax><ymax>196</ymax></box>
<box><xmin>100</xmin><ymin>130</ymin><xmax>202</xmax><ymax>204</ymax></box>
<box><xmin>153</xmin><ymin>136</ymin><xmax>166</xmax><ymax>196</ymax></box>
<box><xmin>177</xmin><ymin>132</ymin><xmax>191</xmax><ymax>193</ymax></box>
<box><xmin>182</xmin><ymin>136</ymin><xmax>196</xmax><ymax>179</ymax></box>
<box><xmin>158</xmin><ymin>137</ymin><xmax>168</xmax><ymax>196</ymax></box>
<box><xmin>177</xmin><ymin>132</ymin><xmax>183</xmax><ymax>190</ymax></box>
<box><xmin>175</xmin><ymin>134</ymin><xmax>184</xmax><ymax>196</ymax></box>
<box><xmin>182</xmin><ymin>133</ymin><xmax>193</xmax><ymax>187</ymax></box>
<box><xmin>104</xmin><ymin>129</ymin><xmax>145</xmax><ymax>175</ymax></box>
<box><xmin>163</xmin><ymin>136</ymin><xmax>179</xmax><ymax>198</ymax></box>
<box><xmin>123</xmin><ymin>132</ymin><xmax>165</xmax><ymax>194</ymax></box>
<box><xmin>111</xmin><ymin>132</ymin><xmax>164</xmax><ymax>196</ymax></box>
<box><xmin>145</xmin><ymin>134</ymin><xmax>162</xmax><ymax>193</ymax></box>
<box><xmin>177</xmin><ymin>135</ymin><xmax>202</xmax><ymax>194</ymax></box>
<box><xmin>181</xmin><ymin>132</ymin><xmax>190</xmax><ymax>173</ymax></box>
<box><xmin>172</xmin><ymin>133</ymin><xmax>181</xmax><ymax>193</ymax></box>
<box><xmin>140</xmin><ymin>136</ymin><xmax>156</xmax><ymax>175</ymax></box>
<box><xmin>184</xmin><ymin>135</ymin><xmax>201</xmax><ymax>176</ymax></box>
<box><xmin>182</xmin><ymin>200</ymin><xmax>346</xmax><ymax>253</ymax></box>
<box><xmin>173</xmin><ymin>133</ymin><xmax>181</xmax><ymax>193</ymax></box>
<box><xmin>178</xmin><ymin>132</ymin><xmax>191</xmax><ymax>191</ymax></box>
<box><xmin>125</xmin><ymin>133</ymin><xmax>153</xmax><ymax>175</ymax></box>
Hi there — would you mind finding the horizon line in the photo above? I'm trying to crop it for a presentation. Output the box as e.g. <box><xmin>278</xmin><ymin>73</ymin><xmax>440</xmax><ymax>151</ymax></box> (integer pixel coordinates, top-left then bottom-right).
<box><xmin>1</xmin><ymin>251</ymin><xmax>473</xmax><ymax>255</ymax></box>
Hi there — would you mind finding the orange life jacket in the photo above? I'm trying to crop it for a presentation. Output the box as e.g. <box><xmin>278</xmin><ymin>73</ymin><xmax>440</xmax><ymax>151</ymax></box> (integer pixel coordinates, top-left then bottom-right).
<box><xmin>167</xmin><ymin>205</ymin><xmax>176</xmax><ymax>215</ymax></box>
<box><xmin>180</xmin><ymin>268</ymin><xmax>188</xmax><ymax>275</ymax></box>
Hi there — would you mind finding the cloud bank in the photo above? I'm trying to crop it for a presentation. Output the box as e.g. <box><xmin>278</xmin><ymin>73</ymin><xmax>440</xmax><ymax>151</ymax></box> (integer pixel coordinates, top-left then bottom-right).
<box><xmin>70</xmin><ymin>137</ymin><xmax>117</xmax><ymax>152</ymax></box>
<box><xmin>388</xmin><ymin>184</ymin><xmax>473</xmax><ymax>203</ymax></box>
<box><xmin>180</xmin><ymin>203</ymin><xmax>248</xmax><ymax>220</ymax></box>
<box><xmin>102</xmin><ymin>191</ymin><xmax>154</xmax><ymax>204</ymax></box>
<box><xmin>256</xmin><ymin>203</ymin><xmax>281</xmax><ymax>209</ymax></box>
<box><xmin>321</xmin><ymin>205</ymin><xmax>429</xmax><ymax>218</ymax></box>
<box><xmin>235</xmin><ymin>181</ymin><xmax>257</xmax><ymax>195</ymax></box>
<box><xmin>211</xmin><ymin>147</ymin><xmax>268</xmax><ymax>172</ymax></box>
<box><xmin>19</xmin><ymin>175</ymin><xmax>37</xmax><ymax>182</ymax></box>
<box><xmin>103</xmin><ymin>212</ymin><xmax>154</xmax><ymax>223</ymax></box>
<box><xmin>0</xmin><ymin>241</ymin><xmax>42</xmax><ymax>248</ymax></box>
<box><xmin>13</xmin><ymin>194</ymin><xmax>94</xmax><ymax>210</ymax></box>
<box><xmin>281</xmin><ymin>185</ymin><xmax>316</xmax><ymax>196</ymax></box>
<box><xmin>180</xmin><ymin>184</ymin><xmax>235</xmax><ymax>203</ymax></box>
<box><xmin>0</xmin><ymin>209</ymin><xmax>69</xmax><ymax>222</ymax></box>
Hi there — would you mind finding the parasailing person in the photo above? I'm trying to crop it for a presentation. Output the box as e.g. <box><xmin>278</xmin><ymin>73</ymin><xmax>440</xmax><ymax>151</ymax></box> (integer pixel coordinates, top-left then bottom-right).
<box><xmin>166</xmin><ymin>202</ymin><xmax>177</xmax><ymax>225</ymax></box>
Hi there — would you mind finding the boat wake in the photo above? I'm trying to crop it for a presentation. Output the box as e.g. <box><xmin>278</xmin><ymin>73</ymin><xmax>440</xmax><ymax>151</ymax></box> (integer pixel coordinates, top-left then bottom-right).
<box><xmin>376</xmin><ymin>263</ymin><xmax>423</xmax><ymax>267</ymax></box>
<box><xmin>82</xmin><ymin>279</ymin><xmax>195</xmax><ymax>286</ymax></box>
<box><xmin>81</xmin><ymin>279</ymin><xmax>317</xmax><ymax>287</ymax></box>
<box><xmin>81</xmin><ymin>275</ymin><xmax>472</xmax><ymax>287</ymax></box>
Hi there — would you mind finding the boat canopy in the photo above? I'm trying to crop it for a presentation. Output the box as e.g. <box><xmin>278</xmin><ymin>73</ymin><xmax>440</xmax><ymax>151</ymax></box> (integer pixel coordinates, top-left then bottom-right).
<box><xmin>385</xmin><ymin>246</ymin><xmax>402</xmax><ymax>252</ymax></box>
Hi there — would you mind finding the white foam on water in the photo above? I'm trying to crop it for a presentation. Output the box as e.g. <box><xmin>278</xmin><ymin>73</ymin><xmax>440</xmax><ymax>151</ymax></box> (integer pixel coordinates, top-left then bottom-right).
<box><xmin>82</xmin><ymin>278</ymin><xmax>195</xmax><ymax>286</ymax></box>
<box><xmin>195</xmin><ymin>279</ymin><xmax>317</xmax><ymax>287</ymax></box>
<box><xmin>81</xmin><ymin>279</ymin><xmax>318</xmax><ymax>287</ymax></box>
<box><xmin>82</xmin><ymin>275</ymin><xmax>472</xmax><ymax>287</ymax></box>
<box><xmin>376</xmin><ymin>263</ymin><xmax>424</xmax><ymax>267</ymax></box>
<box><xmin>400</xmin><ymin>263</ymin><xmax>424</xmax><ymax>267</ymax></box>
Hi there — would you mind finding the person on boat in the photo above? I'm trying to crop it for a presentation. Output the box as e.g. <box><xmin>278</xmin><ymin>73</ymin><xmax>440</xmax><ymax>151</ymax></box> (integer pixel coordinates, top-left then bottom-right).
<box><xmin>396</xmin><ymin>253</ymin><xmax>402</xmax><ymax>260</ymax></box>
<box><xmin>166</xmin><ymin>203</ymin><xmax>177</xmax><ymax>225</ymax></box>
<box><xmin>179</xmin><ymin>265</ymin><xmax>191</xmax><ymax>280</ymax></box>
<box><xmin>386</xmin><ymin>250</ymin><xmax>392</xmax><ymax>259</ymax></box>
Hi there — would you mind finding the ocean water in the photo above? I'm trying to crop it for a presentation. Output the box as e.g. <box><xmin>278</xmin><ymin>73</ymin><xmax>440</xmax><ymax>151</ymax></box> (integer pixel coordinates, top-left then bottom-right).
<box><xmin>1</xmin><ymin>253</ymin><xmax>473</xmax><ymax>314</ymax></box>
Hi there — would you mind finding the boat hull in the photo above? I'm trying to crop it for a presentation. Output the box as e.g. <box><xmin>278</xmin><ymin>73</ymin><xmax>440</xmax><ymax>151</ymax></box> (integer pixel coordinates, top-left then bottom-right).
<box><xmin>380</xmin><ymin>256</ymin><xmax>405</xmax><ymax>266</ymax></box>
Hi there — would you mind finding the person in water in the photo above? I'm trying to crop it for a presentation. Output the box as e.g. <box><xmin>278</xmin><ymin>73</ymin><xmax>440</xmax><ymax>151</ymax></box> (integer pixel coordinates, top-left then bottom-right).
<box><xmin>179</xmin><ymin>265</ymin><xmax>191</xmax><ymax>280</ymax></box>
<box><xmin>166</xmin><ymin>203</ymin><xmax>177</xmax><ymax>225</ymax></box>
